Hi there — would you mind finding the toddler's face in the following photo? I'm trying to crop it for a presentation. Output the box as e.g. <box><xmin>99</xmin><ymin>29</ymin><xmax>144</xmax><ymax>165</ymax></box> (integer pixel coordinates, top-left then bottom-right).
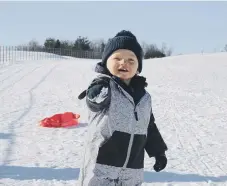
<box><xmin>106</xmin><ymin>49</ymin><xmax>139</xmax><ymax>81</ymax></box>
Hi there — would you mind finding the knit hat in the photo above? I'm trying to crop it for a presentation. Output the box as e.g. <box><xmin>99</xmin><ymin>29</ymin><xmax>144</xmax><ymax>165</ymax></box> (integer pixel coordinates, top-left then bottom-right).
<box><xmin>101</xmin><ymin>30</ymin><xmax>144</xmax><ymax>73</ymax></box>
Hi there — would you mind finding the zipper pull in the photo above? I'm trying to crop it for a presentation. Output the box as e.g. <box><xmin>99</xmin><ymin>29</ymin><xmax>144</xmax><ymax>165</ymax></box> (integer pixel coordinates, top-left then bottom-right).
<box><xmin>134</xmin><ymin>111</ymin><xmax>138</xmax><ymax>121</ymax></box>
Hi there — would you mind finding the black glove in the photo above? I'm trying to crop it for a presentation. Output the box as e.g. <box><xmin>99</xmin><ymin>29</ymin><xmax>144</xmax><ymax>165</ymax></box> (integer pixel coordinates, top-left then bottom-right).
<box><xmin>78</xmin><ymin>76</ymin><xmax>110</xmax><ymax>100</ymax></box>
<box><xmin>84</xmin><ymin>76</ymin><xmax>111</xmax><ymax>112</ymax></box>
<box><xmin>153</xmin><ymin>153</ymin><xmax>167</xmax><ymax>172</ymax></box>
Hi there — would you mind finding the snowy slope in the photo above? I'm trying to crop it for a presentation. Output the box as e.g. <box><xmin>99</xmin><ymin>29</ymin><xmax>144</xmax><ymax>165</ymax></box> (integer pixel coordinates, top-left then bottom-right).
<box><xmin>0</xmin><ymin>53</ymin><xmax>227</xmax><ymax>186</ymax></box>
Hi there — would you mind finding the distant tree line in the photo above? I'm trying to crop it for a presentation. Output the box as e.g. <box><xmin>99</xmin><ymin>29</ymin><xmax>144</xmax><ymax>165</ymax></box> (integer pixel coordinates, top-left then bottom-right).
<box><xmin>15</xmin><ymin>36</ymin><xmax>227</xmax><ymax>59</ymax></box>
<box><xmin>18</xmin><ymin>35</ymin><xmax>174</xmax><ymax>59</ymax></box>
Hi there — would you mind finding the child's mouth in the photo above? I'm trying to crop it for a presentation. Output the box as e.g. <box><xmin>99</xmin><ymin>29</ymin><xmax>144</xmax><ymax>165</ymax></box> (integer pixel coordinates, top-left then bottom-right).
<box><xmin>118</xmin><ymin>68</ymin><xmax>128</xmax><ymax>72</ymax></box>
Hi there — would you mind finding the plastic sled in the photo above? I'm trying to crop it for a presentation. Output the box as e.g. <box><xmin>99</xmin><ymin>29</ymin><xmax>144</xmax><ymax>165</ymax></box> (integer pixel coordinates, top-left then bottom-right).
<box><xmin>40</xmin><ymin>112</ymin><xmax>80</xmax><ymax>128</ymax></box>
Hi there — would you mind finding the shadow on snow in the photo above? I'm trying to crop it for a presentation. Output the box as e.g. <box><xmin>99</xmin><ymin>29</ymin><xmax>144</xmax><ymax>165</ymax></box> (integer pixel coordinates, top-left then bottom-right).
<box><xmin>1</xmin><ymin>166</ymin><xmax>227</xmax><ymax>183</ymax></box>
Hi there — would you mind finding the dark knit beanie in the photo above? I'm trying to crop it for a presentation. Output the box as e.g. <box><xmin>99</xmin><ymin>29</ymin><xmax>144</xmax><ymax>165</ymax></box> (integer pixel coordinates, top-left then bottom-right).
<box><xmin>101</xmin><ymin>30</ymin><xmax>144</xmax><ymax>73</ymax></box>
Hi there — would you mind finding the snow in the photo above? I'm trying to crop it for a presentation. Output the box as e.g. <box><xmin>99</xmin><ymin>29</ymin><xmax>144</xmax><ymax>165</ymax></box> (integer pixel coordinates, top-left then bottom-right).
<box><xmin>1</xmin><ymin>52</ymin><xmax>227</xmax><ymax>186</ymax></box>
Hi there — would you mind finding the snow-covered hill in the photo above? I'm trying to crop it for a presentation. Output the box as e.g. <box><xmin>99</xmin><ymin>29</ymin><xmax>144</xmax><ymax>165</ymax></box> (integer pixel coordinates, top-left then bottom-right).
<box><xmin>1</xmin><ymin>53</ymin><xmax>227</xmax><ymax>186</ymax></box>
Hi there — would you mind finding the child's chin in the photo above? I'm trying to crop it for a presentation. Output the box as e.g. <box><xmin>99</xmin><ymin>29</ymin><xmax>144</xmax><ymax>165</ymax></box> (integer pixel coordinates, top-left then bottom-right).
<box><xmin>116</xmin><ymin>74</ymin><xmax>133</xmax><ymax>80</ymax></box>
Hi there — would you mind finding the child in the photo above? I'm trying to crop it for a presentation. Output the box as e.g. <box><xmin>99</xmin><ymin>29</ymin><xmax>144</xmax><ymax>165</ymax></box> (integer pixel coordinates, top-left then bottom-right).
<box><xmin>78</xmin><ymin>30</ymin><xmax>168</xmax><ymax>186</ymax></box>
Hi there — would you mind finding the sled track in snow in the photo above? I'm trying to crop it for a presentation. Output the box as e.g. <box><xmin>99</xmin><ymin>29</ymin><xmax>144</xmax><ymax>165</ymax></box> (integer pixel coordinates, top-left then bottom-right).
<box><xmin>0</xmin><ymin>66</ymin><xmax>14</xmax><ymax>75</ymax></box>
<box><xmin>168</xmin><ymin>101</ymin><xmax>201</xmax><ymax>186</ymax></box>
<box><xmin>1</xmin><ymin>63</ymin><xmax>59</xmax><ymax>166</ymax></box>
<box><xmin>0</xmin><ymin>68</ymin><xmax>24</xmax><ymax>84</ymax></box>
<box><xmin>0</xmin><ymin>99</ymin><xmax>67</xmax><ymax>119</ymax></box>
<box><xmin>164</xmin><ymin>61</ymin><xmax>227</xmax><ymax>185</ymax></box>
<box><xmin>0</xmin><ymin>66</ymin><xmax>43</xmax><ymax>95</ymax></box>
<box><xmin>189</xmin><ymin>113</ymin><xmax>227</xmax><ymax>176</ymax></box>
<box><xmin>174</xmin><ymin>109</ymin><xmax>215</xmax><ymax>181</ymax></box>
<box><xmin>160</xmin><ymin>69</ymin><xmax>227</xmax><ymax>184</ymax></box>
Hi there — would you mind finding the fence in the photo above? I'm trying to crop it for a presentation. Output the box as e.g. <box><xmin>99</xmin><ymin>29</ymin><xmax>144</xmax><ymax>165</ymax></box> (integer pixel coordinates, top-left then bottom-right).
<box><xmin>0</xmin><ymin>46</ymin><xmax>103</xmax><ymax>65</ymax></box>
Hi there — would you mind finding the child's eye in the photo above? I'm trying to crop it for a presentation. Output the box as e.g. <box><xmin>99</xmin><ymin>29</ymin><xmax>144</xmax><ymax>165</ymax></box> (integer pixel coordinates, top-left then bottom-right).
<box><xmin>114</xmin><ymin>57</ymin><xmax>121</xmax><ymax>61</ymax></box>
<box><xmin>128</xmin><ymin>59</ymin><xmax>135</xmax><ymax>64</ymax></box>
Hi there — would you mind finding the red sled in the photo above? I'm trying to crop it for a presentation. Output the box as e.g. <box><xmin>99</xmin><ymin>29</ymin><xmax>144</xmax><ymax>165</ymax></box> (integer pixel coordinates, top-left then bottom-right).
<box><xmin>40</xmin><ymin>112</ymin><xmax>80</xmax><ymax>128</ymax></box>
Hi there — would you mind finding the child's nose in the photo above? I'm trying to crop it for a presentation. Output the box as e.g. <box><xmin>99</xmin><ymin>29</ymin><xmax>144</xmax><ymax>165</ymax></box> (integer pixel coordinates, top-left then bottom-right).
<box><xmin>119</xmin><ymin>59</ymin><xmax>127</xmax><ymax>64</ymax></box>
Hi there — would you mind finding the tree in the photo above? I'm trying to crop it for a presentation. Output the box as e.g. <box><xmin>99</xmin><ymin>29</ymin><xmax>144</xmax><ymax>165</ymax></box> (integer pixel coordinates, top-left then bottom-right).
<box><xmin>144</xmin><ymin>44</ymin><xmax>166</xmax><ymax>59</ymax></box>
<box><xmin>59</xmin><ymin>40</ymin><xmax>74</xmax><ymax>49</ymax></box>
<box><xmin>141</xmin><ymin>41</ymin><xmax>148</xmax><ymax>54</ymax></box>
<box><xmin>44</xmin><ymin>38</ymin><xmax>56</xmax><ymax>48</ymax></box>
<box><xmin>90</xmin><ymin>39</ymin><xmax>106</xmax><ymax>52</ymax></box>
<box><xmin>55</xmin><ymin>39</ymin><xmax>61</xmax><ymax>48</ymax></box>
<box><xmin>101</xmin><ymin>41</ymin><xmax>105</xmax><ymax>52</ymax></box>
<box><xmin>161</xmin><ymin>43</ymin><xmax>173</xmax><ymax>56</ymax></box>
<box><xmin>73</xmin><ymin>36</ymin><xmax>91</xmax><ymax>51</ymax></box>
<box><xmin>28</xmin><ymin>39</ymin><xmax>40</xmax><ymax>50</ymax></box>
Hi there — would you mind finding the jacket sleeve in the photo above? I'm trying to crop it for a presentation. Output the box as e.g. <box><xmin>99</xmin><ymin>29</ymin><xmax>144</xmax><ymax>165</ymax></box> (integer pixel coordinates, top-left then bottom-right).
<box><xmin>86</xmin><ymin>76</ymin><xmax>111</xmax><ymax>112</ymax></box>
<box><xmin>145</xmin><ymin>112</ymin><xmax>168</xmax><ymax>157</ymax></box>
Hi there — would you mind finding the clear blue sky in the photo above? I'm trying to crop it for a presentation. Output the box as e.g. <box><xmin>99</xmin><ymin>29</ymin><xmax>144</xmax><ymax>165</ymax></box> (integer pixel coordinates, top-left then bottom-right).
<box><xmin>1</xmin><ymin>1</ymin><xmax>227</xmax><ymax>55</ymax></box>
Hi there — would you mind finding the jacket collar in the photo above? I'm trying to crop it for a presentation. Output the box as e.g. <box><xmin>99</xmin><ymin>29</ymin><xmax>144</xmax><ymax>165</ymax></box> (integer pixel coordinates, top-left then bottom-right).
<box><xmin>95</xmin><ymin>62</ymin><xmax>148</xmax><ymax>89</ymax></box>
<box><xmin>95</xmin><ymin>62</ymin><xmax>148</xmax><ymax>106</ymax></box>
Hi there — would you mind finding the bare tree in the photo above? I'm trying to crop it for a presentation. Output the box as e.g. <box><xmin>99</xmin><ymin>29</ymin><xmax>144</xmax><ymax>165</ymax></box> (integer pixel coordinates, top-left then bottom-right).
<box><xmin>161</xmin><ymin>43</ymin><xmax>173</xmax><ymax>56</ymax></box>
<box><xmin>28</xmin><ymin>39</ymin><xmax>41</xmax><ymax>51</ymax></box>
<box><xmin>90</xmin><ymin>39</ymin><xmax>106</xmax><ymax>52</ymax></box>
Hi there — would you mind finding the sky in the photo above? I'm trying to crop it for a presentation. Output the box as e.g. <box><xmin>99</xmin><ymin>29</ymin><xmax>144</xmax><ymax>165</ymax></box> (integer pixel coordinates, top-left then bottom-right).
<box><xmin>1</xmin><ymin>1</ymin><xmax>227</xmax><ymax>55</ymax></box>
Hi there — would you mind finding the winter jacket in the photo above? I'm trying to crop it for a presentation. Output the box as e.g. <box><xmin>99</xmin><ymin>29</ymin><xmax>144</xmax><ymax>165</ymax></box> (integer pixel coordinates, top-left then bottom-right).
<box><xmin>77</xmin><ymin>63</ymin><xmax>168</xmax><ymax>186</ymax></box>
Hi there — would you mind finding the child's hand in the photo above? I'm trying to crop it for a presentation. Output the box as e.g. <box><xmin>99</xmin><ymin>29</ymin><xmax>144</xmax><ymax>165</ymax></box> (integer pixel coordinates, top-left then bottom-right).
<box><xmin>86</xmin><ymin>76</ymin><xmax>111</xmax><ymax>112</ymax></box>
<box><xmin>153</xmin><ymin>153</ymin><xmax>167</xmax><ymax>172</ymax></box>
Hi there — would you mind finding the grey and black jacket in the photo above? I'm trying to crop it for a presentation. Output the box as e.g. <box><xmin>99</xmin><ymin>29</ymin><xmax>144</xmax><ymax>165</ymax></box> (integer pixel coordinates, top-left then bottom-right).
<box><xmin>78</xmin><ymin>63</ymin><xmax>168</xmax><ymax>186</ymax></box>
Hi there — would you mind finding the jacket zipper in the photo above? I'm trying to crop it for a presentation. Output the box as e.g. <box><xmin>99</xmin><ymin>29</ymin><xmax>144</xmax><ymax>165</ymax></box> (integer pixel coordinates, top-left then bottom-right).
<box><xmin>134</xmin><ymin>109</ymin><xmax>138</xmax><ymax>121</ymax></box>
<box><xmin>117</xmin><ymin>84</ymin><xmax>146</xmax><ymax>168</ymax></box>
<box><xmin>123</xmin><ymin>105</ymin><xmax>139</xmax><ymax>169</ymax></box>
<box><xmin>117</xmin><ymin>85</ymin><xmax>141</xmax><ymax>121</ymax></box>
